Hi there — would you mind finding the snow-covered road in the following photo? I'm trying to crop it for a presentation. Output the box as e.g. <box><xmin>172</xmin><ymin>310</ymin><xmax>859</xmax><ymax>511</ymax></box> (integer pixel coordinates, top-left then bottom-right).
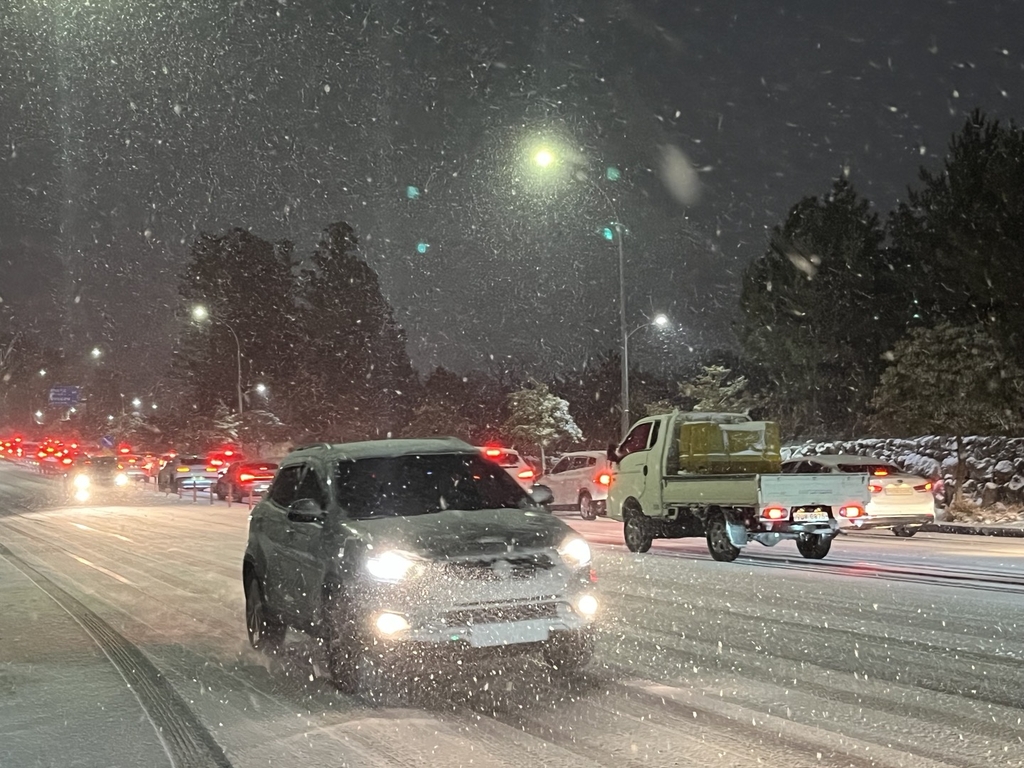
<box><xmin>1</xmin><ymin>462</ymin><xmax>1022</xmax><ymax>767</ymax></box>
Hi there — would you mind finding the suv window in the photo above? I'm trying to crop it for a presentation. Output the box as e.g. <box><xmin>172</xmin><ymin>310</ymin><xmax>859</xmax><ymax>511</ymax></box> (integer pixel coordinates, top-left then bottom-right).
<box><xmin>294</xmin><ymin>465</ymin><xmax>327</xmax><ymax>508</ymax></box>
<box><xmin>619</xmin><ymin>422</ymin><xmax>653</xmax><ymax>457</ymax></box>
<box><xmin>333</xmin><ymin>453</ymin><xmax>526</xmax><ymax>518</ymax></box>
<box><xmin>550</xmin><ymin>457</ymin><xmax>570</xmax><ymax>474</ymax></box>
<box><xmin>269</xmin><ymin>465</ymin><xmax>304</xmax><ymax>507</ymax></box>
<box><xmin>837</xmin><ymin>463</ymin><xmax>900</xmax><ymax>475</ymax></box>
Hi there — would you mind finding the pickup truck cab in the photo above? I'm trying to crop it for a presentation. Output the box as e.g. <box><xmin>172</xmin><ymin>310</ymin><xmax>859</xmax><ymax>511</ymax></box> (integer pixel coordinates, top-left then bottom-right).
<box><xmin>607</xmin><ymin>412</ymin><xmax>869</xmax><ymax>561</ymax></box>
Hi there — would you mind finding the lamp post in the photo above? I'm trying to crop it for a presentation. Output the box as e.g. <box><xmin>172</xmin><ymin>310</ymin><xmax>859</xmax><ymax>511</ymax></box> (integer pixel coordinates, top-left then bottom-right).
<box><xmin>531</xmin><ymin>146</ymin><xmax>637</xmax><ymax>437</ymax></box>
<box><xmin>191</xmin><ymin>305</ymin><xmax>244</xmax><ymax>416</ymax></box>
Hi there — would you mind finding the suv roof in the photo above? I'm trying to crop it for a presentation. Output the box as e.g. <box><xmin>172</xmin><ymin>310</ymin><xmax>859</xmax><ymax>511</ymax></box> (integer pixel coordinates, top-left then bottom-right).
<box><xmin>288</xmin><ymin>437</ymin><xmax>477</xmax><ymax>462</ymax></box>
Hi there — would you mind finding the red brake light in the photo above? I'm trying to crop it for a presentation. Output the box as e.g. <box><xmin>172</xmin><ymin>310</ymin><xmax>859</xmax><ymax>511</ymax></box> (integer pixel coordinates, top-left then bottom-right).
<box><xmin>209</xmin><ymin>458</ymin><xmax>224</xmax><ymax>466</ymax></box>
<box><xmin>596</xmin><ymin>472</ymin><xmax>613</xmax><ymax>486</ymax></box>
<box><xmin>869</xmin><ymin>482</ymin><xmax>883</xmax><ymax>493</ymax></box>
<box><xmin>762</xmin><ymin>505</ymin><xmax>788</xmax><ymax>520</ymax></box>
<box><xmin>239</xmin><ymin>473</ymin><xmax>256</xmax><ymax>482</ymax></box>
<box><xmin>118</xmin><ymin>446</ymin><xmax>130</xmax><ymax>454</ymax></box>
<box><xmin>61</xmin><ymin>457</ymin><xmax>72</xmax><ymax>465</ymax></box>
<box><xmin>839</xmin><ymin>504</ymin><xmax>865</xmax><ymax>518</ymax></box>
<box><xmin>913</xmin><ymin>482</ymin><xmax>933</xmax><ymax>492</ymax></box>
<box><xmin>484</xmin><ymin>447</ymin><xmax>503</xmax><ymax>458</ymax></box>
<box><xmin>517</xmin><ymin>468</ymin><xmax>535</xmax><ymax>480</ymax></box>
<box><xmin>872</xmin><ymin>469</ymin><xmax>889</xmax><ymax>476</ymax></box>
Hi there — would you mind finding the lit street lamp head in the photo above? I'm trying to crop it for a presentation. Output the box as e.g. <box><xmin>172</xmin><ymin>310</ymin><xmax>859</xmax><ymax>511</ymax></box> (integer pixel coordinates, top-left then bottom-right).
<box><xmin>653</xmin><ymin>314</ymin><xmax>669</xmax><ymax>328</ymax></box>
<box><xmin>255</xmin><ymin>383</ymin><xmax>267</xmax><ymax>395</ymax></box>
<box><xmin>533</xmin><ymin>148</ymin><xmax>554</xmax><ymax>168</ymax></box>
<box><xmin>191</xmin><ymin>305</ymin><xmax>209</xmax><ymax>321</ymax></box>
<box><xmin>90</xmin><ymin>347</ymin><xmax>102</xmax><ymax>359</ymax></box>
<box><xmin>131</xmin><ymin>398</ymin><xmax>142</xmax><ymax>408</ymax></box>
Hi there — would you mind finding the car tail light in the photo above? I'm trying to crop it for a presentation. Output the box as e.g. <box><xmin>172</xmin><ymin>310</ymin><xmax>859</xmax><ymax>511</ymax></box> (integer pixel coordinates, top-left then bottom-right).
<box><xmin>223</xmin><ymin>449</ymin><xmax>234</xmax><ymax>457</ymax></box>
<box><xmin>839</xmin><ymin>504</ymin><xmax>865</xmax><ymax>518</ymax></box>
<box><xmin>596</xmin><ymin>472</ymin><xmax>613</xmax><ymax>486</ymax></box>
<box><xmin>37</xmin><ymin>451</ymin><xmax>46</xmax><ymax>458</ymax></box>
<box><xmin>484</xmin><ymin>447</ymin><xmax>503</xmax><ymax>458</ymax></box>
<box><xmin>872</xmin><ymin>469</ymin><xmax>889</xmax><ymax>476</ymax></box>
<box><xmin>913</xmin><ymin>482</ymin><xmax>932</xmax><ymax>492</ymax></box>
<box><xmin>517</xmin><ymin>468</ymin><xmax>535</xmax><ymax>480</ymax></box>
<box><xmin>869</xmin><ymin>481</ymin><xmax>883</xmax><ymax>493</ymax></box>
<box><xmin>61</xmin><ymin>457</ymin><xmax>72</xmax><ymax>465</ymax></box>
<box><xmin>239</xmin><ymin>473</ymin><xmax>255</xmax><ymax>482</ymax></box>
<box><xmin>761</xmin><ymin>505</ymin><xmax>788</xmax><ymax>520</ymax></box>
<box><xmin>176</xmin><ymin>466</ymin><xmax>190</xmax><ymax>472</ymax></box>
<box><xmin>210</xmin><ymin>458</ymin><xmax>224</xmax><ymax>466</ymax></box>
<box><xmin>206</xmin><ymin>466</ymin><xmax>217</xmax><ymax>472</ymax></box>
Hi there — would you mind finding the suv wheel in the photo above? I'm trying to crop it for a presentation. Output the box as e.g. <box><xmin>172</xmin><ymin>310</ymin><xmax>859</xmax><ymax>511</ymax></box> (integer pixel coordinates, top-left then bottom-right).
<box><xmin>320</xmin><ymin>589</ymin><xmax>373</xmax><ymax>694</ymax></box>
<box><xmin>542</xmin><ymin>630</ymin><xmax>593</xmax><ymax>675</ymax></box>
<box><xmin>892</xmin><ymin>526</ymin><xmax>917</xmax><ymax>538</ymax></box>
<box><xmin>579</xmin><ymin>492</ymin><xmax>596</xmax><ymax>520</ymax></box>
<box><xmin>245</xmin><ymin>574</ymin><xmax>285</xmax><ymax>651</ymax></box>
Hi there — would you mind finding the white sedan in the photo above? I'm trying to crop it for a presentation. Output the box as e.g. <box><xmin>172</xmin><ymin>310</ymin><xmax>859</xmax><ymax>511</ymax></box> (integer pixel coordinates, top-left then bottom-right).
<box><xmin>782</xmin><ymin>455</ymin><xmax>936</xmax><ymax>536</ymax></box>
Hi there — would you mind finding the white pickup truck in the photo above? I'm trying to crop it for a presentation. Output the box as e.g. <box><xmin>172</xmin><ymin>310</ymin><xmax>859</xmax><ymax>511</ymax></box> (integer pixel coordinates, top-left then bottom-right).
<box><xmin>607</xmin><ymin>412</ymin><xmax>869</xmax><ymax>561</ymax></box>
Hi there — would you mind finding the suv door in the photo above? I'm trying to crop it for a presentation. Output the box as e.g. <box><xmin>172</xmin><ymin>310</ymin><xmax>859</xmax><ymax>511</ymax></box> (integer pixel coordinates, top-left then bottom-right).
<box><xmin>261</xmin><ymin>463</ymin><xmax>304</xmax><ymax>613</ymax></box>
<box><xmin>547</xmin><ymin>457</ymin><xmax>572</xmax><ymax>505</ymax></box>
<box><xmin>282</xmin><ymin>463</ymin><xmax>331</xmax><ymax>624</ymax></box>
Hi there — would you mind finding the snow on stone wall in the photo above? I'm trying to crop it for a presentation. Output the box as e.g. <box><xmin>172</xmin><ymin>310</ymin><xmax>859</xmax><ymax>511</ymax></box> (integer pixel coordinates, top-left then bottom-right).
<box><xmin>783</xmin><ymin>436</ymin><xmax>1024</xmax><ymax>506</ymax></box>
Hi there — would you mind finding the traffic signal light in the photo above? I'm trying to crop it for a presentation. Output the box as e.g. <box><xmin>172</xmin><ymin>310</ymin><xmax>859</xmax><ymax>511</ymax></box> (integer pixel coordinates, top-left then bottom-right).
<box><xmin>416</xmin><ymin>242</ymin><xmax>430</xmax><ymax>254</ymax></box>
<box><xmin>601</xmin><ymin>226</ymin><xmax>615</xmax><ymax>241</ymax></box>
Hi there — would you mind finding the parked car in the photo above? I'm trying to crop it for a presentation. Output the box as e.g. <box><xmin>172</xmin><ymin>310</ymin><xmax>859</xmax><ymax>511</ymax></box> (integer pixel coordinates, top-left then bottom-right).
<box><xmin>242</xmin><ymin>438</ymin><xmax>597</xmax><ymax>693</ymax></box>
<box><xmin>476</xmin><ymin>445</ymin><xmax>537</xmax><ymax>490</ymax></box>
<box><xmin>215</xmin><ymin>460</ymin><xmax>279</xmax><ymax>502</ymax></box>
<box><xmin>158</xmin><ymin>456</ymin><xmax>220</xmax><ymax>492</ymax></box>
<box><xmin>544</xmin><ymin>450</ymin><xmax>615</xmax><ymax>519</ymax></box>
<box><xmin>781</xmin><ymin>455</ymin><xmax>937</xmax><ymax>536</ymax></box>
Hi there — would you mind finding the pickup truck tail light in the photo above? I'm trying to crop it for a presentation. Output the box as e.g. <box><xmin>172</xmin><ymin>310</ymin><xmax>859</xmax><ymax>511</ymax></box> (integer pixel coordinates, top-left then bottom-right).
<box><xmin>595</xmin><ymin>472</ymin><xmax>613</xmax><ymax>486</ymax></box>
<box><xmin>839</xmin><ymin>504</ymin><xmax>865</xmax><ymax>518</ymax></box>
<box><xmin>761</xmin><ymin>505</ymin><xmax>788</xmax><ymax>520</ymax></box>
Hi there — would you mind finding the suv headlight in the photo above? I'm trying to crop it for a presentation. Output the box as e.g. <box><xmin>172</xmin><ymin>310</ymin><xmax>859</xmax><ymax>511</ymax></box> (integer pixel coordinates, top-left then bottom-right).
<box><xmin>114</xmin><ymin>473</ymin><xmax>129</xmax><ymax>486</ymax></box>
<box><xmin>72</xmin><ymin>474</ymin><xmax>90</xmax><ymax>489</ymax></box>
<box><xmin>365</xmin><ymin>551</ymin><xmax>420</xmax><ymax>582</ymax></box>
<box><xmin>558</xmin><ymin>536</ymin><xmax>592</xmax><ymax>569</ymax></box>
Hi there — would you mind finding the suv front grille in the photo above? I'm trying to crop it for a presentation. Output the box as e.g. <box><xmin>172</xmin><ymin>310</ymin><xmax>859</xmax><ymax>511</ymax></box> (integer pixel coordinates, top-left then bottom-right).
<box><xmin>442</xmin><ymin>554</ymin><xmax>554</xmax><ymax>581</ymax></box>
<box><xmin>446</xmin><ymin>601</ymin><xmax>558</xmax><ymax>626</ymax></box>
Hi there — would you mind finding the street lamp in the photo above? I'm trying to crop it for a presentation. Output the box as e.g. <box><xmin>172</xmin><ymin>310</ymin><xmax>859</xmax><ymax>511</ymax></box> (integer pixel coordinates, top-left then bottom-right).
<box><xmin>90</xmin><ymin>347</ymin><xmax>102</xmax><ymax>359</ymax></box>
<box><xmin>531</xmin><ymin>147</ymin><xmax>632</xmax><ymax>437</ymax></box>
<box><xmin>131</xmin><ymin>397</ymin><xmax>142</xmax><ymax>409</ymax></box>
<box><xmin>191</xmin><ymin>304</ymin><xmax>244</xmax><ymax>416</ymax></box>
<box><xmin>254</xmin><ymin>383</ymin><xmax>267</xmax><ymax>396</ymax></box>
<box><xmin>39</xmin><ymin>369</ymin><xmax>46</xmax><ymax>377</ymax></box>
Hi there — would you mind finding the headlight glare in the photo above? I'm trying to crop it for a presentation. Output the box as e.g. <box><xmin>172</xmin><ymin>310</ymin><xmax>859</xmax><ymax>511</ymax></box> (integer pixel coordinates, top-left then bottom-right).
<box><xmin>365</xmin><ymin>551</ymin><xmax>418</xmax><ymax>582</ymax></box>
<box><xmin>73</xmin><ymin>474</ymin><xmax>90</xmax><ymax>489</ymax></box>
<box><xmin>114</xmin><ymin>473</ymin><xmax>129</xmax><ymax>486</ymax></box>
<box><xmin>558</xmin><ymin>536</ymin><xmax>592</xmax><ymax>568</ymax></box>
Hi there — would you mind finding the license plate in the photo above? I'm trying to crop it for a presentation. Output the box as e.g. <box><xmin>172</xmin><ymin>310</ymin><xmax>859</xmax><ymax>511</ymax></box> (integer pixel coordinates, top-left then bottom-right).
<box><xmin>792</xmin><ymin>509</ymin><xmax>829</xmax><ymax>522</ymax></box>
<box><xmin>885</xmin><ymin>485</ymin><xmax>913</xmax><ymax>495</ymax></box>
<box><xmin>469</xmin><ymin>620</ymin><xmax>550</xmax><ymax>648</ymax></box>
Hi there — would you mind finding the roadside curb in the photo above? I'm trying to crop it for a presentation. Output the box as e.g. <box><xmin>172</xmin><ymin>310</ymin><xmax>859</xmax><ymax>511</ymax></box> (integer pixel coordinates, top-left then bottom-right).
<box><xmin>921</xmin><ymin>522</ymin><xmax>1024</xmax><ymax>538</ymax></box>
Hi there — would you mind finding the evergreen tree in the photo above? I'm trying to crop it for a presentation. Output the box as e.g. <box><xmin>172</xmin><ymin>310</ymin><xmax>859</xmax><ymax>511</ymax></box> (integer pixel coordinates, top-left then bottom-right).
<box><xmin>870</xmin><ymin>323</ymin><xmax>1023</xmax><ymax>501</ymax></box>
<box><xmin>740</xmin><ymin>178</ymin><xmax>905</xmax><ymax>436</ymax></box>
<box><xmin>298</xmin><ymin>221</ymin><xmax>415</xmax><ymax>440</ymax></box>
<box><xmin>503</xmin><ymin>382</ymin><xmax>583</xmax><ymax>469</ymax></box>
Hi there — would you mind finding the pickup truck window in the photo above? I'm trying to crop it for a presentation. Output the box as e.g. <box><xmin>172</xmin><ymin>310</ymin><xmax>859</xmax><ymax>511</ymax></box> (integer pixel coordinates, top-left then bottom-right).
<box><xmin>619</xmin><ymin>422</ymin><xmax>653</xmax><ymax>457</ymax></box>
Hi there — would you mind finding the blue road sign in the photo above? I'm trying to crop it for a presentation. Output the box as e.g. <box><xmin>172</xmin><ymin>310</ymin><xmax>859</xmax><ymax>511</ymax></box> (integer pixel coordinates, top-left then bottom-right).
<box><xmin>49</xmin><ymin>386</ymin><xmax>81</xmax><ymax>406</ymax></box>
<box><xmin>100</xmin><ymin>435</ymin><xmax>115</xmax><ymax>449</ymax></box>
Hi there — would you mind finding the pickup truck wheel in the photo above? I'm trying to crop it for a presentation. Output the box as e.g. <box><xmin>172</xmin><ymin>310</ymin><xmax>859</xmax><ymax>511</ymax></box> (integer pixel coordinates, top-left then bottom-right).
<box><xmin>579</xmin><ymin>492</ymin><xmax>596</xmax><ymax>520</ymax></box>
<box><xmin>245</xmin><ymin>574</ymin><xmax>285</xmax><ymax>652</ymax></box>
<box><xmin>706</xmin><ymin>514</ymin><xmax>741</xmax><ymax>562</ymax></box>
<box><xmin>796</xmin><ymin>534</ymin><xmax>832</xmax><ymax>559</ymax></box>
<box><xmin>623</xmin><ymin>514</ymin><xmax>653</xmax><ymax>553</ymax></box>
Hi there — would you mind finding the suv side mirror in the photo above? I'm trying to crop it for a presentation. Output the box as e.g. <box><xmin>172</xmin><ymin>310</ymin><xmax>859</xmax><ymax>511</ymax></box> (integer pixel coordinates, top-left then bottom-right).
<box><xmin>528</xmin><ymin>484</ymin><xmax>554</xmax><ymax>508</ymax></box>
<box><xmin>606</xmin><ymin>443</ymin><xmax>620</xmax><ymax>465</ymax></box>
<box><xmin>287</xmin><ymin>498</ymin><xmax>324</xmax><ymax>524</ymax></box>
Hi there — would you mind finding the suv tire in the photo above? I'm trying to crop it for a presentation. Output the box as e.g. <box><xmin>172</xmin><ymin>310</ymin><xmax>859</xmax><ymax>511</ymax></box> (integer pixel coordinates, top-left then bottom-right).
<box><xmin>245</xmin><ymin>574</ymin><xmax>285</xmax><ymax>651</ymax></box>
<box><xmin>542</xmin><ymin>630</ymin><xmax>593</xmax><ymax>675</ymax></box>
<box><xmin>320</xmin><ymin>589</ymin><xmax>373</xmax><ymax>694</ymax></box>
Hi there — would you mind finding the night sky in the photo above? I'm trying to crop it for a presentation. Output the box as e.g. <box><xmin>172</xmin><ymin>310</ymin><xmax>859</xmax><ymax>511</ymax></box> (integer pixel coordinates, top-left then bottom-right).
<box><xmin>2</xmin><ymin>0</ymin><xmax>1023</xmax><ymax>385</ymax></box>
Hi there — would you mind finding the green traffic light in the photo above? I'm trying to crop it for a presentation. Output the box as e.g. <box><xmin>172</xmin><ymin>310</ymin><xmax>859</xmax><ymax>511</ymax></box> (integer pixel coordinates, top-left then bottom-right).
<box><xmin>416</xmin><ymin>242</ymin><xmax>430</xmax><ymax>254</ymax></box>
<box><xmin>601</xmin><ymin>227</ymin><xmax>615</xmax><ymax>241</ymax></box>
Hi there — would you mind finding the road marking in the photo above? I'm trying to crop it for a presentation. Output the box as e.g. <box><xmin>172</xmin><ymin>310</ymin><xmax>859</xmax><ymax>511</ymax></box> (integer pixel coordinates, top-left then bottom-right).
<box><xmin>71</xmin><ymin>521</ymin><xmax>132</xmax><ymax>542</ymax></box>
<box><xmin>68</xmin><ymin>553</ymin><xmax>133</xmax><ymax>585</ymax></box>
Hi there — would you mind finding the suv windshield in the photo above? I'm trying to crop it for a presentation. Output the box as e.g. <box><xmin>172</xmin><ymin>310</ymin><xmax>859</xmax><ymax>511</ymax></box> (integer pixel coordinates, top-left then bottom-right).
<box><xmin>334</xmin><ymin>454</ymin><xmax>527</xmax><ymax>518</ymax></box>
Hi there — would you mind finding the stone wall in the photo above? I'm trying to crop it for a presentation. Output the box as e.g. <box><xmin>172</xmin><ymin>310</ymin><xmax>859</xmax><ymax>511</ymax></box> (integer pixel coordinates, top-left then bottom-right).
<box><xmin>782</xmin><ymin>436</ymin><xmax>1024</xmax><ymax>506</ymax></box>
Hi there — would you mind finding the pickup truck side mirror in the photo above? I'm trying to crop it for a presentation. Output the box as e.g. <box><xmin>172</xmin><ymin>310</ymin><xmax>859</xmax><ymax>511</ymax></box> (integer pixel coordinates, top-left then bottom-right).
<box><xmin>287</xmin><ymin>497</ymin><xmax>325</xmax><ymax>523</ymax></box>
<box><xmin>606</xmin><ymin>443</ymin><xmax>620</xmax><ymax>465</ymax></box>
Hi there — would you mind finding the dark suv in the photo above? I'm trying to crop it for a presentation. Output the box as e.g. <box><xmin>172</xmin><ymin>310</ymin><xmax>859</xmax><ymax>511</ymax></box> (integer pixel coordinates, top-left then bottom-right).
<box><xmin>242</xmin><ymin>438</ymin><xmax>598</xmax><ymax>692</ymax></box>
